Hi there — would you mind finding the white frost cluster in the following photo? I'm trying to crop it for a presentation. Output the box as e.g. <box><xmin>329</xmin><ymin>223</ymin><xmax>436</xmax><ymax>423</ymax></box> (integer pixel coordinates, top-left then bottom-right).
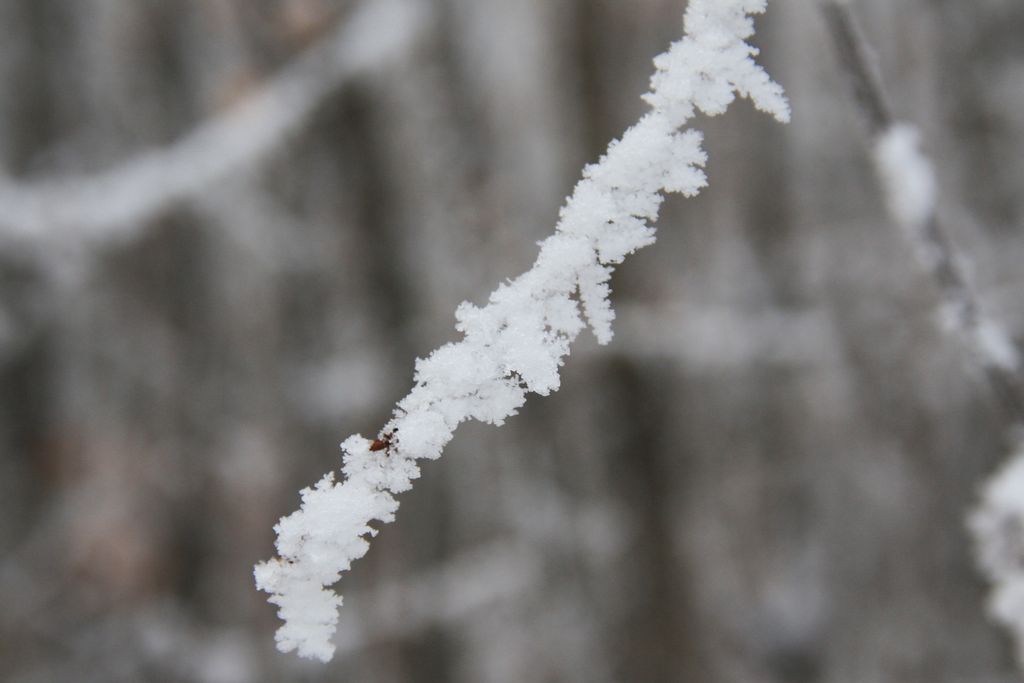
<box><xmin>875</xmin><ymin>124</ymin><xmax>1020</xmax><ymax>376</ymax></box>
<box><xmin>972</xmin><ymin>318</ymin><xmax>1020</xmax><ymax>373</ymax></box>
<box><xmin>872</xmin><ymin>124</ymin><xmax>937</xmax><ymax>233</ymax></box>
<box><xmin>254</xmin><ymin>0</ymin><xmax>789</xmax><ymax>662</ymax></box>
<box><xmin>970</xmin><ymin>445</ymin><xmax>1024</xmax><ymax>667</ymax></box>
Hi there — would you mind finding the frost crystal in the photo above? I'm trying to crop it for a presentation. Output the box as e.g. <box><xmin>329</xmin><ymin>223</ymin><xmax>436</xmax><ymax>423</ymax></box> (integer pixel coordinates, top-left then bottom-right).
<box><xmin>255</xmin><ymin>0</ymin><xmax>789</xmax><ymax>661</ymax></box>
<box><xmin>872</xmin><ymin>124</ymin><xmax>937</xmax><ymax>238</ymax></box>
<box><xmin>970</xmin><ymin>446</ymin><xmax>1024</xmax><ymax>667</ymax></box>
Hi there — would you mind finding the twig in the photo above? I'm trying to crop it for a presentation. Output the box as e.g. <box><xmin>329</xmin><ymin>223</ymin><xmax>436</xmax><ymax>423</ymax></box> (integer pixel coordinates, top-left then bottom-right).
<box><xmin>820</xmin><ymin>0</ymin><xmax>1024</xmax><ymax>424</ymax></box>
<box><xmin>820</xmin><ymin>2</ymin><xmax>892</xmax><ymax>134</ymax></box>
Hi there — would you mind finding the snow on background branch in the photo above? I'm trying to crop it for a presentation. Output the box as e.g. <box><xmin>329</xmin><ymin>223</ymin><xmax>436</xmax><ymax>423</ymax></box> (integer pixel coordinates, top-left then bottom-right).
<box><xmin>822</xmin><ymin>0</ymin><xmax>1024</xmax><ymax>669</ymax></box>
<box><xmin>0</xmin><ymin>0</ymin><xmax>426</xmax><ymax>250</ymax></box>
<box><xmin>255</xmin><ymin>0</ymin><xmax>789</xmax><ymax>662</ymax></box>
<box><xmin>873</xmin><ymin>124</ymin><xmax>1021</xmax><ymax>380</ymax></box>
<box><xmin>971</xmin><ymin>442</ymin><xmax>1024</xmax><ymax>667</ymax></box>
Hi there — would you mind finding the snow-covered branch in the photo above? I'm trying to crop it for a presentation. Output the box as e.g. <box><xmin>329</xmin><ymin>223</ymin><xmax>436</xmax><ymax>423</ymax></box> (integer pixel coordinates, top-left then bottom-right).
<box><xmin>822</xmin><ymin>0</ymin><xmax>1024</xmax><ymax>417</ymax></box>
<box><xmin>0</xmin><ymin>0</ymin><xmax>425</xmax><ymax>249</ymax></box>
<box><xmin>821</xmin><ymin>0</ymin><xmax>1024</xmax><ymax>668</ymax></box>
<box><xmin>255</xmin><ymin>0</ymin><xmax>789</xmax><ymax>662</ymax></box>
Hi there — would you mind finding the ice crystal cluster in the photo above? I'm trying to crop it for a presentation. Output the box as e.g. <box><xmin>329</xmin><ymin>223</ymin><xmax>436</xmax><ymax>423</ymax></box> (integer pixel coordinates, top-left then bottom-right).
<box><xmin>971</xmin><ymin>445</ymin><xmax>1024</xmax><ymax>666</ymax></box>
<box><xmin>255</xmin><ymin>0</ymin><xmax>789</xmax><ymax>662</ymax></box>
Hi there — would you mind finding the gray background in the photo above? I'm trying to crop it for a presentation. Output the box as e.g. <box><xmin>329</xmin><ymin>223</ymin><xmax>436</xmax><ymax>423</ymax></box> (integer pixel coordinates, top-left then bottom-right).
<box><xmin>1</xmin><ymin>0</ymin><xmax>1023</xmax><ymax>681</ymax></box>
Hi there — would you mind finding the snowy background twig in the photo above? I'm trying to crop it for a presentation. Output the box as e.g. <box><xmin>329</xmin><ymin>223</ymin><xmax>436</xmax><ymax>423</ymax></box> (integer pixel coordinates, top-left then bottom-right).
<box><xmin>821</xmin><ymin>1</ymin><xmax>1024</xmax><ymax>668</ymax></box>
<box><xmin>821</xmin><ymin>0</ymin><xmax>1024</xmax><ymax>421</ymax></box>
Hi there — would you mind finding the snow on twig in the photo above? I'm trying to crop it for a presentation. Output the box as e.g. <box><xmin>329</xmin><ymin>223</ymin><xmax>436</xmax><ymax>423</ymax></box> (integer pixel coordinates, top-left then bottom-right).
<box><xmin>0</xmin><ymin>0</ymin><xmax>426</xmax><ymax>249</ymax></box>
<box><xmin>822</xmin><ymin>0</ymin><xmax>1024</xmax><ymax>412</ymax></box>
<box><xmin>255</xmin><ymin>0</ymin><xmax>789</xmax><ymax>662</ymax></box>
<box><xmin>971</xmin><ymin>445</ymin><xmax>1024</xmax><ymax>667</ymax></box>
<box><xmin>821</xmin><ymin>0</ymin><xmax>1024</xmax><ymax>668</ymax></box>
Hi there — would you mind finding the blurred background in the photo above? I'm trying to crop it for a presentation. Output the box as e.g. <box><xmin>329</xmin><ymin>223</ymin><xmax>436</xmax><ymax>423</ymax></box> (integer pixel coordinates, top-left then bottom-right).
<box><xmin>1</xmin><ymin>0</ymin><xmax>1024</xmax><ymax>681</ymax></box>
